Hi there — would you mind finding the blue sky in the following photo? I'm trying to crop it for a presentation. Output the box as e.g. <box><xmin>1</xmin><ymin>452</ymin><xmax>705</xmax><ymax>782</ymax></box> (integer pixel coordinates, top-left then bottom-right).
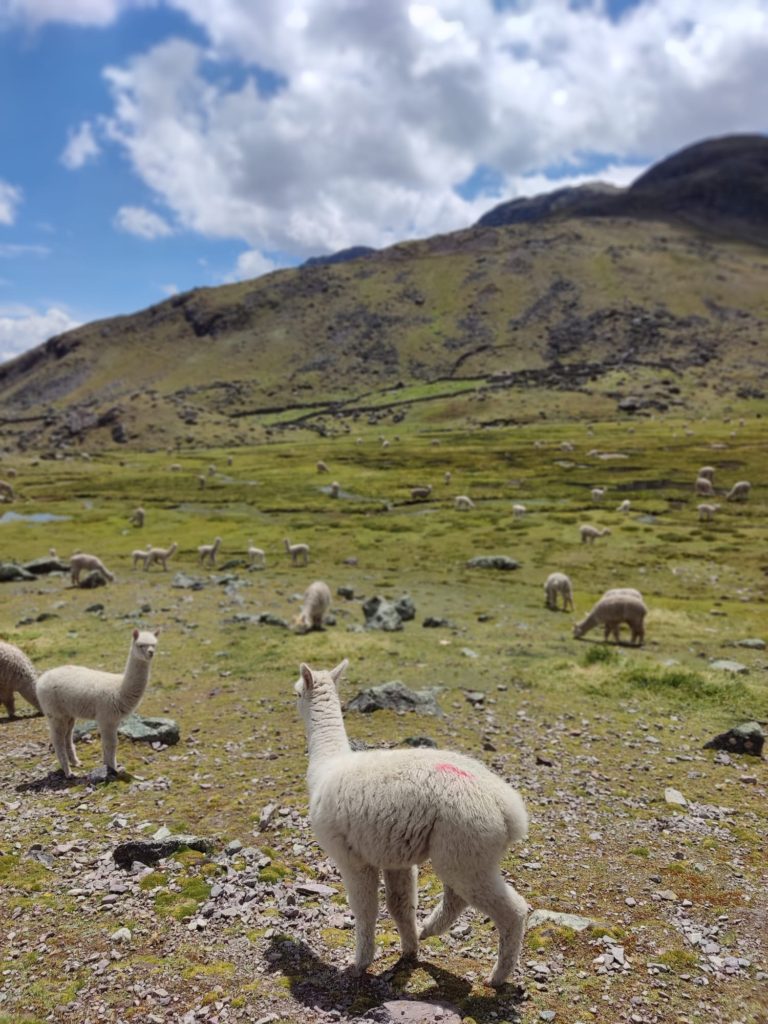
<box><xmin>1</xmin><ymin>0</ymin><xmax>766</xmax><ymax>361</ymax></box>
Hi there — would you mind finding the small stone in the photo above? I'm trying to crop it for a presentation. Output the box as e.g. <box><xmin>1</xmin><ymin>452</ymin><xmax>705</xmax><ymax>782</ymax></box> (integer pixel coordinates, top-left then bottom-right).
<box><xmin>540</xmin><ymin>1012</ymin><xmax>557</xmax><ymax>1022</ymax></box>
<box><xmin>110</xmin><ymin>927</ymin><xmax>132</xmax><ymax>943</ymax></box>
<box><xmin>258</xmin><ymin>804</ymin><xmax>276</xmax><ymax>830</ymax></box>
<box><xmin>708</xmin><ymin>659</ymin><xmax>748</xmax><ymax>674</ymax></box>
<box><xmin>527</xmin><ymin>909</ymin><xmax>598</xmax><ymax>932</ymax></box>
<box><xmin>225</xmin><ymin>839</ymin><xmax>243</xmax><ymax>855</ymax></box>
<box><xmin>735</xmin><ymin>638</ymin><xmax>766</xmax><ymax>649</ymax></box>
<box><xmin>664</xmin><ymin>787</ymin><xmax>687</xmax><ymax>808</ymax></box>
<box><xmin>739</xmin><ymin>775</ymin><xmax>758</xmax><ymax>785</ymax></box>
<box><xmin>625</xmin><ymin>897</ymin><xmax>637</xmax><ymax>907</ymax></box>
<box><xmin>295</xmin><ymin>882</ymin><xmax>337</xmax><ymax>897</ymax></box>
<box><xmin>656</xmin><ymin>890</ymin><xmax>678</xmax><ymax>901</ymax></box>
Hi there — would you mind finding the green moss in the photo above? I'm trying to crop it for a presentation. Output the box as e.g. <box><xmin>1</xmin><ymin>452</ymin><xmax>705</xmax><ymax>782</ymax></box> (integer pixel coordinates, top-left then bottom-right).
<box><xmin>139</xmin><ymin>871</ymin><xmax>168</xmax><ymax>890</ymax></box>
<box><xmin>658</xmin><ymin>949</ymin><xmax>700</xmax><ymax>971</ymax></box>
<box><xmin>182</xmin><ymin>961</ymin><xmax>236</xmax><ymax>981</ymax></box>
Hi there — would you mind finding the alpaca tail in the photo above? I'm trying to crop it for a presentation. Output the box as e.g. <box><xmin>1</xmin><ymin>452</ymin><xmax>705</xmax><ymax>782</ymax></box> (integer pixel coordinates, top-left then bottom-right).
<box><xmin>499</xmin><ymin>786</ymin><xmax>528</xmax><ymax>844</ymax></box>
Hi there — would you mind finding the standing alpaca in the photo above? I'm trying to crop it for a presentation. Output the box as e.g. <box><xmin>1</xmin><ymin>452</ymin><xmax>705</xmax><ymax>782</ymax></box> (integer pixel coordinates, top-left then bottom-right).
<box><xmin>145</xmin><ymin>542</ymin><xmax>178</xmax><ymax>571</ymax></box>
<box><xmin>285</xmin><ymin>538</ymin><xmax>310</xmax><ymax>566</ymax></box>
<box><xmin>579</xmin><ymin>524</ymin><xmax>611</xmax><ymax>544</ymax></box>
<box><xmin>296</xmin><ymin>581</ymin><xmax>332</xmax><ymax>631</ymax></box>
<box><xmin>36</xmin><ymin>628</ymin><xmax>159</xmax><ymax>777</ymax></box>
<box><xmin>0</xmin><ymin>641</ymin><xmax>40</xmax><ymax>718</ymax></box>
<box><xmin>70</xmin><ymin>553</ymin><xmax>115</xmax><ymax>585</ymax></box>
<box><xmin>0</xmin><ymin>479</ymin><xmax>16</xmax><ymax>502</ymax></box>
<box><xmin>198</xmin><ymin>537</ymin><xmax>222</xmax><ymax>567</ymax></box>
<box><xmin>295</xmin><ymin>660</ymin><xmax>528</xmax><ymax>987</ymax></box>
<box><xmin>129</xmin><ymin>506</ymin><xmax>145</xmax><ymax>527</ymax></box>
<box><xmin>544</xmin><ymin>572</ymin><xmax>574</xmax><ymax>611</ymax></box>
<box><xmin>247</xmin><ymin>540</ymin><xmax>266</xmax><ymax>568</ymax></box>
<box><xmin>132</xmin><ymin>545</ymin><xmax>152</xmax><ymax>570</ymax></box>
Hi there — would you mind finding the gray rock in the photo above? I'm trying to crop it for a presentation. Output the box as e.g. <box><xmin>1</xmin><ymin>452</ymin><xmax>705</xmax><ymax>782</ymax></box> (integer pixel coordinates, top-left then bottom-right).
<box><xmin>735</xmin><ymin>638</ymin><xmax>766</xmax><ymax>650</ymax></box>
<box><xmin>709</xmin><ymin>659</ymin><xmax>748</xmax><ymax>674</ymax></box>
<box><xmin>395</xmin><ymin>595</ymin><xmax>416</xmax><ymax>622</ymax></box>
<box><xmin>362</xmin><ymin>596</ymin><xmax>403</xmax><ymax>631</ymax></box>
<box><xmin>85</xmin><ymin>603</ymin><xmax>105</xmax><ymax>613</ymax></box>
<box><xmin>422</xmin><ymin>616</ymin><xmax>454</xmax><ymax>628</ymax></box>
<box><xmin>113</xmin><ymin>834</ymin><xmax>214</xmax><ymax>870</ymax></box>
<box><xmin>346</xmin><ymin>681</ymin><xmax>443</xmax><ymax>716</ymax></box>
<box><xmin>466</xmin><ymin>555</ymin><xmax>519</xmax><ymax>571</ymax></box>
<box><xmin>704</xmin><ymin>721</ymin><xmax>765</xmax><ymax>757</ymax></box>
<box><xmin>78</xmin><ymin>571</ymin><xmax>108</xmax><ymax>589</ymax></box>
<box><xmin>464</xmin><ymin>690</ymin><xmax>485</xmax><ymax>705</ymax></box>
<box><xmin>26</xmin><ymin>844</ymin><xmax>55</xmax><ymax>870</ymax></box>
<box><xmin>402</xmin><ymin>736</ymin><xmax>438</xmax><ymax>748</ymax></box>
<box><xmin>172</xmin><ymin>572</ymin><xmax>205</xmax><ymax>590</ymax></box>
<box><xmin>0</xmin><ymin>563</ymin><xmax>36</xmax><ymax>582</ymax></box>
<box><xmin>22</xmin><ymin>557</ymin><xmax>69</xmax><ymax>575</ymax></box>
<box><xmin>295</xmin><ymin>882</ymin><xmax>337</xmax><ymax>897</ymax></box>
<box><xmin>74</xmin><ymin>713</ymin><xmax>180</xmax><ymax>746</ymax></box>
<box><xmin>337</xmin><ymin>586</ymin><xmax>355</xmax><ymax>599</ymax></box>
<box><xmin>664</xmin><ymin>787</ymin><xmax>687</xmax><ymax>808</ymax></box>
<box><xmin>527</xmin><ymin>909</ymin><xmax>598</xmax><ymax>933</ymax></box>
<box><xmin>254</xmin><ymin>613</ymin><xmax>289</xmax><ymax>628</ymax></box>
<box><xmin>361</xmin><ymin>1001</ymin><xmax>462</xmax><ymax>1024</ymax></box>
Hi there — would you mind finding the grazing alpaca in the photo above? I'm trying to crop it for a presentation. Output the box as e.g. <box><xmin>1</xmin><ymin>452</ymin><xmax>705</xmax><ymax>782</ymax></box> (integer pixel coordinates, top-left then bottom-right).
<box><xmin>247</xmin><ymin>540</ymin><xmax>266</xmax><ymax>568</ymax></box>
<box><xmin>544</xmin><ymin>572</ymin><xmax>574</xmax><ymax>611</ymax></box>
<box><xmin>317</xmin><ymin>460</ymin><xmax>330</xmax><ymax>474</ymax></box>
<box><xmin>70</xmin><ymin>553</ymin><xmax>115</xmax><ymax>585</ymax></box>
<box><xmin>0</xmin><ymin>641</ymin><xmax>40</xmax><ymax>718</ymax></box>
<box><xmin>410</xmin><ymin>485</ymin><xmax>432</xmax><ymax>500</ymax></box>
<box><xmin>698</xmin><ymin>503</ymin><xmax>719</xmax><ymax>522</ymax></box>
<box><xmin>454</xmin><ymin>495</ymin><xmax>475</xmax><ymax>510</ymax></box>
<box><xmin>512</xmin><ymin>503</ymin><xmax>527</xmax><ymax>519</ymax></box>
<box><xmin>296</xmin><ymin>581</ymin><xmax>332</xmax><ymax>631</ymax></box>
<box><xmin>616</xmin><ymin>499</ymin><xmax>631</xmax><ymax>513</ymax></box>
<box><xmin>129</xmin><ymin>506</ymin><xmax>145</xmax><ymax>527</ymax></box>
<box><xmin>695</xmin><ymin>476</ymin><xmax>715</xmax><ymax>497</ymax></box>
<box><xmin>285</xmin><ymin>538</ymin><xmax>310</xmax><ymax>566</ymax></box>
<box><xmin>198</xmin><ymin>537</ymin><xmax>222</xmax><ymax>567</ymax></box>
<box><xmin>295</xmin><ymin>660</ymin><xmax>529</xmax><ymax>986</ymax></box>
<box><xmin>36</xmin><ymin>629</ymin><xmax>159</xmax><ymax>777</ymax></box>
<box><xmin>726</xmin><ymin>480</ymin><xmax>751</xmax><ymax>502</ymax></box>
<box><xmin>573</xmin><ymin>593</ymin><xmax>646</xmax><ymax>645</ymax></box>
<box><xmin>145</xmin><ymin>542</ymin><xmax>178</xmax><ymax>571</ymax></box>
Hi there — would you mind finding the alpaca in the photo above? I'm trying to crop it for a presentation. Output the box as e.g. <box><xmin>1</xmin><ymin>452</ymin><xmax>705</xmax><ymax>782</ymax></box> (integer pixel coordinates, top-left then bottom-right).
<box><xmin>198</xmin><ymin>537</ymin><xmax>222</xmax><ymax>567</ymax></box>
<box><xmin>197</xmin><ymin>475</ymin><xmax>206</xmax><ymax>490</ymax></box>
<box><xmin>70</xmin><ymin>553</ymin><xmax>115</xmax><ymax>586</ymax></box>
<box><xmin>247</xmin><ymin>540</ymin><xmax>266</xmax><ymax>568</ymax></box>
<box><xmin>329</xmin><ymin>481</ymin><xmax>341</xmax><ymax>498</ymax></box>
<box><xmin>591</xmin><ymin>487</ymin><xmax>606</xmax><ymax>503</ymax></box>
<box><xmin>296</xmin><ymin>581</ymin><xmax>332</xmax><ymax>631</ymax></box>
<box><xmin>616</xmin><ymin>499</ymin><xmax>631</xmax><ymax>513</ymax></box>
<box><xmin>726</xmin><ymin>480</ymin><xmax>751</xmax><ymax>502</ymax></box>
<box><xmin>0</xmin><ymin>480</ymin><xmax>15</xmax><ymax>502</ymax></box>
<box><xmin>207</xmin><ymin>464</ymin><xmax>217</xmax><ymax>477</ymax></box>
<box><xmin>454</xmin><ymin>495</ymin><xmax>475</xmax><ymax>511</ymax></box>
<box><xmin>285</xmin><ymin>538</ymin><xmax>310</xmax><ymax>566</ymax></box>
<box><xmin>317</xmin><ymin>460</ymin><xmax>330</xmax><ymax>474</ymax></box>
<box><xmin>129</xmin><ymin>506</ymin><xmax>145</xmax><ymax>527</ymax></box>
<box><xmin>698</xmin><ymin>503</ymin><xmax>720</xmax><ymax>522</ymax></box>
<box><xmin>544</xmin><ymin>572</ymin><xmax>574</xmax><ymax>612</ymax></box>
<box><xmin>695</xmin><ymin>476</ymin><xmax>715</xmax><ymax>497</ymax></box>
<box><xmin>0</xmin><ymin>641</ymin><xmax>40</xmax><ymax>718</ymax></box>
<box><xmin>698</xmin><ymin>466</ymin><xmax>716</xmax><ymax>482</ymax></box>
<box><xmin>36</xmin><ymin>628</ymin><xmax>159</xmax><ymax>777</ymax></box>
<box><xmin>295</xmin><ymin>660</ymin><xmax>528</xmax><ymax>987</ymax></box>
<box><xmin>512</xmin><ymin>503</ymin><xmax>527</xmax><ymax>519</ymax></box>
<box><xmin>444</xmin><ymin>471</ymin><xmax>452</xmax><ymax>484</ymax></box>
<box><xmin>411</xmin><ymin>485</ymin><xmax>432</xmax><ymax>500</ymax></box>
<box><xmin>132</xmin><ymin>545</ymin><xmax>152</xmax><ymax>570</ymax></box>
<box><xmin>579</xmin><ymin>524</ymin><xmax>611</xmax><ymax>544</ymax></box>
<box><xmin>573</xmin><ymin>593</ymin><xmax>646</xmax><ymax>645</ymax></box>
<box><xmin>145</xmin><ymin>542</ymin><xmax>178</xmax><ymax>571</ymax></box>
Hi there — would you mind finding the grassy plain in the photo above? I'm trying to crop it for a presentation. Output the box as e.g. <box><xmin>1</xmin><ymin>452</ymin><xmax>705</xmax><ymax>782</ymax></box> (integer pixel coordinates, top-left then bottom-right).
<box><xmin>0</xmin><ymin>411</ymin><xmax>766</xmax><ymax>1024</ymax></box>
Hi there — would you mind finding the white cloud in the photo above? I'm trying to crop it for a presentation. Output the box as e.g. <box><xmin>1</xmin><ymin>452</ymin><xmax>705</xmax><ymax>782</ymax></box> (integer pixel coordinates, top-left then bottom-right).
<box><xmin>61</xmin><ymin>120</ymin><xmax>101</xmax><ymax>169</ymax></box>
<box><xmin>0</xmin><ymin>180</ymin><xmax>22</xmax><ymax>225</ymax></box>
<box><xmin>228</xmin><ymin>249</ymin><xmax>278</xmax><ymax>282</ymax></box>
<box><xmin>0</xmin><ymin>0</ymin><xmax>144</xmax><ymax>28</ymax></box>
<box><xmin>93</xmin><ymin>0</ymin><xmax>768</xmax><ymax>260</ymax></box>
<box><xmin>0</xmin><ymin>305</ymin><xmax>81</xmax><ymax>363</ymax></box>
<box><xmin>160</xmin><ymin>282</ymin><xmax>179</xmax><ymax>296</ymax></box>
<box><xmin>114</xmin><ymin>205</ymin><xmax>174</xmax><ymax>239</ymax></box>
<box><xmin>0</xmin><ymin>242</ymin><xmax>50</xmax><ymax>257</ymax></box>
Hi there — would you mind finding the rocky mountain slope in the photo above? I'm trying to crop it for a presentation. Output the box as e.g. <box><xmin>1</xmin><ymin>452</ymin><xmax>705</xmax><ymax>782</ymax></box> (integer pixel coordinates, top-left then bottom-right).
<box><xmin>0</xmin><ymin>135</ymin><xmax>766</xmax><ymax>451</ymax></box>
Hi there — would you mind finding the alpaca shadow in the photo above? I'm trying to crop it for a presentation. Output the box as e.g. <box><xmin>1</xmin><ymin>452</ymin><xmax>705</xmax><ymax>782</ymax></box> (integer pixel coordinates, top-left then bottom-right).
<box><xmin>0</xmin><ymin>710</ymin><xmax>44</xmax><ymax>725</ymax></box>
<box><xmin>16</xmin><ymin>766</ymin><xmax>130</xmax><ymax>793</ymax></box>
<box><xmin>264</xmin><ymin>936</ymin><xmax>524</xmax><ymax>1023</ymax></box>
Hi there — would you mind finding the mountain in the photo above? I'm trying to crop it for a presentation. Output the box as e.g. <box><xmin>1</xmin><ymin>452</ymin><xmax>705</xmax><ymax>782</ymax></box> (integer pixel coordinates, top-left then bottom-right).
<box><xmin>1</xmin><ymin>135</ymin><xmax>766</xmax><ymax>451</ymax></box>
<box><xmin>478</xmin><ymin>134</ymin><xmax>768</xmax><ymax>243</ymax></box>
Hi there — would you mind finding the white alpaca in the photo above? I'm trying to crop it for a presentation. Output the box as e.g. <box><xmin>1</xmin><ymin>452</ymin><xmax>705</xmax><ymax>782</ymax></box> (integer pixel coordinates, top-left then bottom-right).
<box><xmin>296</xmin><ymin>581</ymin><xmax>332</xmax><ymax>631</ymax></box>
<box><xmin>544</xmin><ymin>572</ymin><xmax>574</xmax><ymax>611</ymax></box>
<box><xmin>454</xmin><ymin>495</ymin><xmax>475</xmax><ymax>510</ymax></box>
<box><xmin>170</xmin><ymin>463</ymin><xmax>181</xmax><ymax>471</ymax></box>
<box><xmin>512</xmin><ymin>503</ymin><xmax>527</xmax><ymax>519</ymax></box>
<box><xmin>207</xmin><ymin>464</ymin><xmax>216</xmax><ymax>477</ymax></box>
<box><xmin>411</xmin><ymin>485</ymin><xmax>432</xmax><ymax>500</ymax></box>
<box><xmin>0</xmin><ymin>641</ymin><xmax>40</xmax><ymax>718</ymax></box>
<box><xmin>329</xmin><ymin>481</ymin><xmax>340</xmax><ymax>498</ymax></box>
<box><xmin>197</xmin><ymin>474</ymin><xmax>206</xmax><ymax>490</ymax></box>
<box><xmin>132</xmin><ymin>545</ymin><xmax>152</xmax><ymax>570</ymax></box>
<box><xmin>285</xmin><ymin>538</ymin><xmax>310</xmax><ymax>566</ymax></box>
<box><xmin>698</xmin><ymin>466</ymin><xmax>716</xmax><ymax>482</ymax></box>
<box><xmin>0</xmin><ymin>479</ymin><xmax>16</xmax><ymax>502</ymax></box>
<box><xmin>573</xmin><ymin>593</ymin><xmax>646</xmax><ymax>645</ymax></box>
<box><xmin>247</xmin><ymin>540</ymin><xmax>266</xmax><ymax>568</ymax></box>
<box><xmin>198</xmin><ymin>537</ymin><xmax>222</xmax><ymax>567</ymax></box>
<box><xmin>695</xmin><ymin>476</ymin><xmax>715</xmax><ymax>497</ymax></box>
<box><xmin>317</xmin><ymin>460</ymin><xmax>330</xmax><ymax>474</ymax></box>
<box><xmin>444</xmin><ymin>471</ymin><xmax>452</xmax><ymax>484</ymax></box>
<box><xmin>726</xmin><ymin>480</ymin><xmax>751</xmax><ymax>502</ymax></box>
<box><xmin>129</xmin><ymin>506</ymin><xmax>145</xmax><ymax>527</ymax></box>
<box><xmin>560</xmin><ymin>441</ymin><xmax>574</xmax><ymax>451</ymax></box>
<box><xmin>70</xmin><ymin>553</ymin><xmax>115</xmax><ymax>585</ymax></box>
<box><xmin>579</xmin><ymin>524</ymin><xmax>611</xmax><ymax>544</ymax></box>
<box><xmin>145</xmin><ymin>542</ymin><xmax>178</xmax><ymax>571</ymax></box>
<box><xmin>295</xmin><ymin>660</ymin><xmax>528</xmax><ymax>987</ymax></box>
<box><xmin>616</xmin><ymin>499</ymin><xmax>631</xmax><ymax>513</ymax></box>
<box><xmin>591</xmin><ymin>487</ymin><xmax>606</xmax><ymax>503</ymax></box>
<box><xmin>36</xmin><ymin>628</ymin><xmax>159</xmax><ymax>777</ymax></box>
<box><xmin>698</xmin><ymin>503</ymin><xmax>720</xmax><ymax>522</ymax></box>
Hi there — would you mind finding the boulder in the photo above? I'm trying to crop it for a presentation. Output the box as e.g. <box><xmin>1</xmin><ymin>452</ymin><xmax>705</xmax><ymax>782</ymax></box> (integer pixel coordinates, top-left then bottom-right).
<box><xmin>709</xmin><ymin>659</ymin><xmax>748</xmax><ymax>674</ymax></box>
<box><xmin>704</xmin><ymin>722</ymin><xmax>765</xmax><ymax>757</ymax></box>
<box><xmin>466</xmin><ymin>555</ymin><xmax>519</xmax><ymax>570</ymax></box>
<box><xmin>74</xmin><ymin>713</ymin><xmax>180</xmax><ymax>746</ymax></box>
<box><xmin>22</xmin><ymin>557</ymin><xmax>69</xmax><ymax>575</ymax></box>
<box><xmin>113</xmin><ymin>834</ymin><xmax>214</xmax><ymax>870</ymax></box>
<box><xmin>78</xmin><ymin>571</ymin><xmax>108</xmax><ymax>589</ymax></box>
<box><xmin>0</xmin><ymin>563</ymin><xmax>36</xmax><ymax>582</ymax></box>
<box><xmin>362</xmin><ymin>596</ymin><xmax>403</xmax><ymax>631</ymax></box>
<box><xmin>346</xmin><ymin>681</ymin><xmax>443</xmax><ymax>716</ymax></box>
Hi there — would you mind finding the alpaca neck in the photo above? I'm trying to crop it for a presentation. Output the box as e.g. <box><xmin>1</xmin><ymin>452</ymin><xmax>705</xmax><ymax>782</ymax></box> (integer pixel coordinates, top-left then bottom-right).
<box><xmin>306</xmin><ymin>687</ymin><xmax>350</xmax><ymax>791</ymax></box>
<box><xmin>117</xmin><ymin>648</ymin><xmax>152</xmax><ymax>714</ymax></box>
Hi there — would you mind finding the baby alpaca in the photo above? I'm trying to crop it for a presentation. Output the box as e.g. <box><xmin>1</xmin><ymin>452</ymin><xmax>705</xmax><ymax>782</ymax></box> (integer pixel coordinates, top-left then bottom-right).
<box><xmin>726</xmin><ymin>480</ymin><xmax>751</xmax><ymax>502</ymax></box>
<box><xmin>295</xmin><ymin>660</ymin><xmax>528</xmax><ymax>987</ymax></box>
<box><xmin>579</xmin><ymin>524</ymin><xmax>611</xmax><ymax>544</ymax></box>
<box><xmin>616</xmin><ymin>499</ymin><xmax>631</xmax><ymax>513</ymax></box>
<box><xmin>454</xmin><ymin>495</ymin><xmax>475</xmax><ymax>510</ymax></box>
<box><xmin>544</xmin><ymin>572</ymin><xmax>574</xmax><ymax>611</ymax></box>
<box><xmin>36</xmin><ymin>628</ymin><xmax>159</xmax><ymax>777</ymax></box>
<box><xmin>573</xmin><ymin>593</ymin><xmax>646</xmax><ymax>645</ymax></box>
<box><xmin>70</xmin><ymin>553</ymin><xmax>115</xmax><ymax>586</ymax></box>
<box><xmin>296</xmin><ymin>580</ymin><xmax>332</xmax><ymax>631</ymax></box>
<box><xmin>0</xmin><ymin>641</ymin><xmax>40</xmax><ymax>718</ymax></box>
<box><xmin>145</xmin><ymin>542</ymin><xmax>178</xmax><ymax>571</ymax></box>
<box><xmin>285</xmin><ymin>538</ymin><xmax>310</xmax><ymax>566</ymax></box>
<box><xmin>198</xmin><ymin>537</ymin><xmax>222</xmax><ymax>567</ymax></box>
<box><xmin>247</xmin><ymin>540</ymin><xmax>266</xmax><ymax>568</ymax></box>
<box><xmin>132</xmin><ymin>545</ymin><xmax>152</xmax><ymax>570</ymax></box>
<box><xmin>698</xmin><ymin>503</ymin><xmax>720</xmax><ymax>522</ymax></box>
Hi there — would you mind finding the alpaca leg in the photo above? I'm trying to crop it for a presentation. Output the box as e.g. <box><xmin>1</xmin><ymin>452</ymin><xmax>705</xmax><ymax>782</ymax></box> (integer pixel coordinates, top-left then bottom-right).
<box><xmin>65</xmin><ymin>717</ymin><xmax>81</xmax><ymax>767</ymax></box>
<box><xmin>5</xmin><ymin>693</ymin><xmax>15</xmax><ymax>719</ymax></box>
<box><xmin>457</xmin><ymin>873</ymin><xmax>528</xmax><ymax>987</ymax></box>
<box><xmin>99</xmin><ymin>720</ymin><xmax>119</xmax><ymax>772</ymax></box>
<box><xmin>419</xmin><ymin>884</ymin><xmax>467</xmax><ymax>938</ymax></box>
<box><xmin>49</xmin><ymin>718</ymin><xmax>73</xmax><ymax>777</ymax></box>
<box><xmin>384</xmin><ymin>867</ymin><xmax>418</xmax><ymax>958</ymax></box>
<box><xmin>338</xmin><ymin>862</ymin><xmax>379</xmax><ymax>973</ymax></box>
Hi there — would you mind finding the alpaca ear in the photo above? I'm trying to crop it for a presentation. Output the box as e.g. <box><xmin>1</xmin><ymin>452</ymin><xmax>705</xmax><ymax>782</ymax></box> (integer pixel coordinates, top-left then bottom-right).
<box><xmin>132</xmin><ymin>628</ymin><xmax>139</xmax><ymax>640</ymax></box>
<box><xmin>330</xmin><ymin>658</ymin><xmax>349</xmax><ymax>687</ymax></box>
<box><xmin>153</xmin><ymin>627</ymin><xmax>161</xmax><ymax>637</ymax></box>
<box><xmin>300</xmin><ymin>663</ymin><xmax>314</xmax><ymax>690</ymax></box>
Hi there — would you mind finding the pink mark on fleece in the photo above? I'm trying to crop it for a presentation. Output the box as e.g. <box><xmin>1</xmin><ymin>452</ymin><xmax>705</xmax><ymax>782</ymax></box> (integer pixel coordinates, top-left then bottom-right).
<box><xmin>434</xmin><ymin>762</ymin><xmax>474</xmax><ymax>779</ymax></box>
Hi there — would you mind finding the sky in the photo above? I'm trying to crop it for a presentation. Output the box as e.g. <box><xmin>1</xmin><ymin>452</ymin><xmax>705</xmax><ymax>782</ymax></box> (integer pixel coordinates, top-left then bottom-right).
<box><xmin>0</xmin><ymin>0</ymin><xmax>767</xmax><ymax>363</ymax></box>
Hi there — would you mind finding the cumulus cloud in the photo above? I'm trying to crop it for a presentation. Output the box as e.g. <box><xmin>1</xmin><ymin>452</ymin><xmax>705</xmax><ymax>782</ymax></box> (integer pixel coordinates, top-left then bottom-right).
<box><xmin>93</xmin><ymin>0</ymin><xmax>768</xmax><ymax>259</ymax></box>
<box><xmin>228</xmin><ymin>249</ymin><xmax>278</xmax><ymax>282</ymax></box>
<box><xmin>0</xmin><ymin>180</ymin><xmax>22</xmax><ymax>225</ymax></box>
<box><xmin>0</xmin><ymin>0</ymin><xmax>142</xmax><ymax>28</ymax></box>
<box><xmin>0</xmin><ymin>305</ymin><xmax>81</xmax><ymax>363</ymax></box>
<box><xmin>114</xmin><ymin>205</ymin><xmax>174</xmax><ymax>239</ymax></box>
<box><xmin>61</xmin><ymin>120</ymin><xmax>101</xmax><ymax>169</ymax></box>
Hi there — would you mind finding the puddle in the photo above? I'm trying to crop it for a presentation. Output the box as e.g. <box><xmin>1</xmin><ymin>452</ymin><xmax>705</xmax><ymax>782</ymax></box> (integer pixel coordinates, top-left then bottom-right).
<box><xmin>0</xmin><ymin>511</ymin><xmax>71</xmax><ymax>525</ymax></box>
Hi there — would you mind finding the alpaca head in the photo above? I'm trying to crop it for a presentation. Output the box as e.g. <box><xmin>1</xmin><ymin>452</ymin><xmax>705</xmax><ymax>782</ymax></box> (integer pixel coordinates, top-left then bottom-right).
<box><xmin>294</xmin><ymin>659</ymin><xmax>348</xmax><ymax>726</ymax></box>
<box><xmin>132</xmin><ymin>628</ymin><xmax>159</xmax><ymax>662</ymax></box>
